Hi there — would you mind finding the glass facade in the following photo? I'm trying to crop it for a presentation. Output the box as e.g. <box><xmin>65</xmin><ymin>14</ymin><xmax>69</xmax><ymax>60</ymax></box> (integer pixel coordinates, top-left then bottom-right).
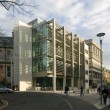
<box><xmin>30</xmin><ymin>19</ymin><xmax>88</xmax><ymax>90</ymax></box>
<box><xmin>32</xmin><ymin>23</ymin><xmax>53</xmax><ymax>73</ymax></box>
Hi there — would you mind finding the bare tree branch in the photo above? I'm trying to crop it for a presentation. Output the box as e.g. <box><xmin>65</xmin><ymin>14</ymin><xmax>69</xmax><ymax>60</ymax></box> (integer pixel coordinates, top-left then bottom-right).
<box><xmin>0</xmin><ymin>0</ymin><xmax>39</xmax><ymax>36</ymax></box>
<box><xmin>0</xmin><ymin>0</ymin><xmax>39</xmax><ymax>15</ymax></box>
<box><xmin>0</xmin><ymin>28</ymin><xmax>6</xmax><ymax>36</ymax></box>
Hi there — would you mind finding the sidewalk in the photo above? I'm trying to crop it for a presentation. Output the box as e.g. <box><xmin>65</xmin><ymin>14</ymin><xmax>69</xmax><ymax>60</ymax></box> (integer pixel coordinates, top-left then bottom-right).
<box><xmin>56</xmin><ymin>91</ymin><xmax>110</xmax><ymax>109</ymax></box>
<box><xmin>94</xmin><ymin>98</ymin><xmax>110</xmax><ymax>109</ymax></box>
<box><xmin>29</xmin><ymin>89</ymin><xmax>110</xmax><ymax>109</ymax></box>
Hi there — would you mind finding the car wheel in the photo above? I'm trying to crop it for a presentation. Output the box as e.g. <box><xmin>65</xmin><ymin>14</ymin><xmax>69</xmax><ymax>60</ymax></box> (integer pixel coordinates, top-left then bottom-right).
<box><xmin>6</xmin><ymin>90</ymin><xmax>9</xmax><ymax>93</ymax></box>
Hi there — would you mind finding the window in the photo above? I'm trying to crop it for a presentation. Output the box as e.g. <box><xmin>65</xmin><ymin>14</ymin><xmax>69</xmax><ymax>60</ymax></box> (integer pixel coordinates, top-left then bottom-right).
<box><xmin>38</xmin><ymin>57</ymin><xmax>43</xmax><ymax>72</ymax></box>
<box><xmin>47</xmin><ymin>40</ymin><xmax>53</xmax><ymax>56</ymax></box>
<box><xmin>85</xmin><ymin>80</ymin><xmax>88</xmax><ymax>83</ymax></box>
<box><xmin>19</xmin><ymin>62</ymin><xmax>23</xmax><ymax>75</ymax></box>
<box><xmin>7</xmin><ymin>66</ymin><xmax>11</xmax><ymax>77</ymax></box>
<box><xmin>25</xmin><ymin>34</ymin><xmax>29</xmax><ymax>43</ymax></box>
<box><xmin>85</xmin><ymin>49</ymin><xmax>88</xmax><ymax>54</ymax></box>
<box><xmin>56</xmin><ymin>44</ymin><xmax>63</xmax><ymax>57</ymax></box>
<box><xmin>47</xmin><ymin>57</ymin><xmax>53</xmax><ymax>71</ymax></box>
<box><xmin>25</xmin><ymin>65</ymin><xmax>29</xmax><ymax>74</ymax></box>
<box><xmin>19</xmin><ymin>31</ymin><xmax>22</xmax><ymax>42</ymax></box>
<box><xmin>56</xmin><ymin>31</ymin><xmax>60</xmax><ymax>40</ymax></box>
<box><xmin>0</xmin><ymin>50</ymin><xmax>3</xmax><ymax>61</ymax></box>
<box><xmin>66</xmin><ymin>63</ymin><xmax>72</xmax><ymax>75</ymax></box>
<box><xmin>85</xmin><ymin>70</ymin><xmax>88</xmax><ymax>75</ymax></box>
<box><xmin>56</xmin><ymin>60</ymin><xmax>63</xmax><ymax>73</ymax></box>
<box><xmin>66</xmin><ymin>49</ymin><xmax>71</xmax><ymax>60</ymax></box>
<box><xmin>6</xmin><ymin>50</ymin><xmax>11</xmax><ymax>61</ymax></box>
<box><xmin>85</xmin><ymin>60</ymin><xmax>88</xmax><ymax>64</ymax></box>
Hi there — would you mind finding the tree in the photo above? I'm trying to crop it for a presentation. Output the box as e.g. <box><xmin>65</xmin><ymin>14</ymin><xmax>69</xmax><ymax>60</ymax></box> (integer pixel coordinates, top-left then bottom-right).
<box><xmin>0</xmin><ymin>0</ymin><xmax>38</xmax><ymax>35</ymax></box>
<box><xmin>0</xmin><ymin>0</ymin><xmax>38</xmax><ymax>15</ymax></box>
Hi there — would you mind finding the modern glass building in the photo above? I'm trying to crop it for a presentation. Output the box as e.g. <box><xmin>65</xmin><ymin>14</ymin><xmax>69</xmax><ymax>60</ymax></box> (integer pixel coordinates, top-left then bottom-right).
<box><xmin>13</xmin><ymin>18</ymin><xmax>89</xmax><ymax>92</ymax></box>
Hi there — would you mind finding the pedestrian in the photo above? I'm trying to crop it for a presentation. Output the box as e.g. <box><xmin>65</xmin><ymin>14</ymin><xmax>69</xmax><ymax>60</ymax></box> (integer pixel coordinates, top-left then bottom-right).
<box><xmin>97</xmin><ymin>86</ymin><xmax>101</xmax><ymax>99</ymax></box>
<box><xmin>102</xmin><ymin>86</ymin><xmax>108</xmax><ymax>105</ymax></box>
<box><xmin>64</xmin><ymin>84</ymin><xmax>69</xmax><ymax>95</ymax></box>
<box><xmin>107</xmin><ymin>87</ymin><xmax>110</xmax><ymax>104</ymax></box>
<box><xmin>97</xmin><ymin>86</ymin><xmax>101</xmax><ymax>95</ymax></box>
<box><xmin>80</xmin><ymin>85</ymin><xmax>84</xmax><ymax>96</ymax></box>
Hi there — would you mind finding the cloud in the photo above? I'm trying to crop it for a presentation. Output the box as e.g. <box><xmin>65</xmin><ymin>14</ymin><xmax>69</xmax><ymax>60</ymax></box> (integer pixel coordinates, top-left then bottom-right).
<box><xmin>88</xmin><ymin>0</ymin><xmax>110</xmax><ymax>16</ymax></box>
<box><xmin>0</xmin><ymin>0</ymin><xmax>110</xmax><ymax>69</ymax></box>
<box><xmin>0</xmin><ymin>6</ymin><xmax>8</xmax><ymax>19</ymax></box>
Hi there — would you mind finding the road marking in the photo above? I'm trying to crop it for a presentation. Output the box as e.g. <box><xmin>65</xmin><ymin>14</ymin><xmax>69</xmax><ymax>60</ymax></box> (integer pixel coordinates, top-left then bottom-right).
<box><xmin>0</xmin><ymin>100</ymin><xmax>8</xmax><ymax>110</ymax></box>
<box><xmin>52</xmin><ymin>94</ymin><xmax>73</xmax><ymax>110</ymax></box>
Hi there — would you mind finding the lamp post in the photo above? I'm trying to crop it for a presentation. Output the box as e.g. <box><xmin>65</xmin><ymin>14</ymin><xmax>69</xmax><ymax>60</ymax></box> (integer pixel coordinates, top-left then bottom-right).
<box><xmin>97</xmin><ymin>32</ymin><xmax>105</xmax><ymax>104</ymax></box>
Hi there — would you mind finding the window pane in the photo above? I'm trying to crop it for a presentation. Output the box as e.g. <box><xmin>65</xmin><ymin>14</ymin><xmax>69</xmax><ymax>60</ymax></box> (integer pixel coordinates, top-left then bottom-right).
<box><xmin>7</xmin><ymin>66</ymin><xmax>11</xmax><ymax>77</ymax></box>
<box><xmin>0</xmin><ymin>50</ymin><xmax>3</xmax><ymax>61</ymax></box>
<box><xmin>6</xmin><ymin>50</ymin><xmax>11</xmax><ymax>61</ymax></box>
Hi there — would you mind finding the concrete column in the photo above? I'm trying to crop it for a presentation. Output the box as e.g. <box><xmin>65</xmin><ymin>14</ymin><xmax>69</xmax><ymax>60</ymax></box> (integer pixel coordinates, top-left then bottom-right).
<box><xmin>78</xmin><ymin>38</ymin><xmax>80</xmax><ymax>88</ymax></box>
<box><xmin>71</xmin><ymin>33</ymin><xmax>74</xmax><ymax>90</ymax></box>
<box><xmin>63</xmin><ymin>27</ymin><xmax>66</xmax><ymax>90</ymax></box>
<box><xmin>52</xmin><ymin>18</ymin><xmax>56</xmax><ymax>92</ymax></box>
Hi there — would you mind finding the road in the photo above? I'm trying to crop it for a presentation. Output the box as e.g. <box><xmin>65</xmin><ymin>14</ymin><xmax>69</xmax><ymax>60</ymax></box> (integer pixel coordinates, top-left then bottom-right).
<box><xmin>0</xmin><ymin>92</ymin><xmax>109</xmax><ymax>110</ymax></box>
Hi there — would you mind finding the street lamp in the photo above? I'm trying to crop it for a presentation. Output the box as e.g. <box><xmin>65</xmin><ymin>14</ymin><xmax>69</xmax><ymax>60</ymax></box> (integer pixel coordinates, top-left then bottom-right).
<box><xmin>96</xmin><ymin>32</ymin><xmax>105</xmax><ymax>104</ymax></box>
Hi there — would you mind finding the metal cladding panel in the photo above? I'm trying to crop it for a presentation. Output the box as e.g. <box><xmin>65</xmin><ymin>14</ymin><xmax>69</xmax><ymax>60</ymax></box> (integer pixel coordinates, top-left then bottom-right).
<box><xmin>84</xmin><ymin>43</ymin><xmax>89</xmax><ymax>91</ymax></box>
<box><xmin>13</xmin><ymin>26</ymin><xmax>19</xmax><ymax>86</ymax></box>
<box><xmin>14</xmin><ymin>21</ymin><xmax>32</xmax><ymax>91</ymax></box>
<box><xmin>19</xmin><ymin>25</ymin><xmax>32</xmax><ymax>91</ymax></box>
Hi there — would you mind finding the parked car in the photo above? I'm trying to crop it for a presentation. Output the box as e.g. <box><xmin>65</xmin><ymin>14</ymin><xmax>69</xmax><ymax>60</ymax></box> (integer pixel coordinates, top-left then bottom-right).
<box><xmin>0</xmin><ymin>85</ymin><xmax>13</xmax><ymax>93</ymax></box>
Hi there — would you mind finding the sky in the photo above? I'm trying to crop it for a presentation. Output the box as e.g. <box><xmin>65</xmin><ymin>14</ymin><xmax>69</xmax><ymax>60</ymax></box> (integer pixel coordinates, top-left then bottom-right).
<box><xmin>0</xmin><ymin>0</ymin><xmax>110</xmax><ymax>69</ymax></box>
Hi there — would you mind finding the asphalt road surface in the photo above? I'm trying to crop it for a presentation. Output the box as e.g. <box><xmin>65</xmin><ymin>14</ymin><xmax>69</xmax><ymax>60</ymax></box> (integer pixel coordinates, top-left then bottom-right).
<box><xmin>0</xmin><ymin>92</ymin><xmax>109</xmax><ymax>110</ymax></box>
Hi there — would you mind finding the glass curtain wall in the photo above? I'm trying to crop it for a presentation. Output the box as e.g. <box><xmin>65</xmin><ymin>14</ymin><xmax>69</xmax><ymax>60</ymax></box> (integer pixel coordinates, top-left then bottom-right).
<box><xmin>73</xmin><ymin>38</ymin><xmax>79</xmax><ymax>87</ymax></box>
<box><xmin>32</xmin><ymin>22</ymin><xmax>53</xmax><ymax>89</ymax></box>
<box><xmin>56</xmin><ymin>27</ymin><xmax>64</xmax><ymax>89</ymax></box>
<box><xmin>32</xmin><ymin>27</ymin><xmax>47</xmax><ymax>73</ymax></box>
<box><xmin>66</xmin><ymin>34</ymin><xmax>72</xmax><ymax>86</ymax></box>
